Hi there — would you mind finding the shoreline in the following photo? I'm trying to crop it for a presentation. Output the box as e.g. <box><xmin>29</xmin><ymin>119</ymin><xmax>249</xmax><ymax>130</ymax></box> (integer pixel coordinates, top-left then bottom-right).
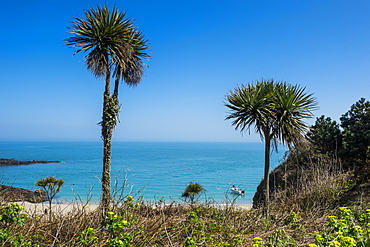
<box><xmin>12</xmin><ymin>201</ymin><xmax>252</xmax><ymax>216</ymax></box>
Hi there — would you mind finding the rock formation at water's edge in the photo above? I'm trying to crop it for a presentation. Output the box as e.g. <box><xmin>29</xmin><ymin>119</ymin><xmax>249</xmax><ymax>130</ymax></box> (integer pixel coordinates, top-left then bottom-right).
<box><xmin>0</xmin><ymin>185</ymin><xmax>47</xmax><ymax>203</ymax></box>
<box><xmin>0</xmin><ymin>158</ymin><xmax>61</xmax><ymax>166</ymax></box>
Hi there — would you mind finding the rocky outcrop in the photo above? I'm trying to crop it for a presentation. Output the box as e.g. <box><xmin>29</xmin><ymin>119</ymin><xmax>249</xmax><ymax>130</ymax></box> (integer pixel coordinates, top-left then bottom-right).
<box><xmin>252</xmin><ymin>163</ymin><xmax>294</xmax><ymax>208</ymax></box>
<box><xmin>0</xmin><ymin>158</ymin><xmax>61</xmax><ymax>166</ymax></box>
<box><xmin>0</xmin><ymin>185</ymin><xmax>47</xmax><ymax>203</ymax></box>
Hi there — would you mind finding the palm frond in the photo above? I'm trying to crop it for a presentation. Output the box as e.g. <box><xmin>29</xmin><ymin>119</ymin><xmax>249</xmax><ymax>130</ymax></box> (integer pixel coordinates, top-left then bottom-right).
<box><xmin>65</xmin><ymin>4</ymin><xmax>150</xmax><ymax>88</ymax></box>
<box><xmin>225</xmin><ymin>79</ymin><xmax>317</xmax><ymax>148</ymax></box>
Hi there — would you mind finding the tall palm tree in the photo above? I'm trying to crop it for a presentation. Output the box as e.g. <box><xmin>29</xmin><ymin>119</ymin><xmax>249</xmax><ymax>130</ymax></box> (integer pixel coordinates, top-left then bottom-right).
<box><xmin>225</xmin><ymin>80</ymin><xmax>317</xmax><ymax>215</ymax></box>
<box><xmin>65</xmin><ymin>5</ymin><xmax>150</xmax><ymax>213</ymax></box>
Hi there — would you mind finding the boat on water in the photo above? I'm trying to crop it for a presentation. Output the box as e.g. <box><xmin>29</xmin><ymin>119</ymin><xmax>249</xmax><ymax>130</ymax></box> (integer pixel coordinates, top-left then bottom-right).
<box><xmin>230</xmin><ymin>185</ymin><xmax>245</xmax><ymax>195</ymax></box>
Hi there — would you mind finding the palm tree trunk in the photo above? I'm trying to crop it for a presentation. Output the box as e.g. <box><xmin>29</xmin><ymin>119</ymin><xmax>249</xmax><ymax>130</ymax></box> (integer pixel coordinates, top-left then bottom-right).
<box><xmin>49</xmin><ymin>199</ymin><xmax>52</xmax><ymax>222</ymax></box>
<box><xmin>102</xmin><ymin>125</ymin><xmax>112</xmax><ymax>213</ymax></box>
<box><xmin>102</xmin><ymin>69</ymin><xmax>111</xmax><ymax>215</ymax></box>
<box><xmin>263</xmin><ymin>135</ymin><xmax>271</xmax><ymax>216</ymax></box>
<box><xmin>101</xmin><ymin>68</ymin><xmax>121</xmax><ymax>216</ymax></box>
<box><xmin>113</xmin><ymin>72</ymin><xmax>120</xmax><ymax>98</ymax></box>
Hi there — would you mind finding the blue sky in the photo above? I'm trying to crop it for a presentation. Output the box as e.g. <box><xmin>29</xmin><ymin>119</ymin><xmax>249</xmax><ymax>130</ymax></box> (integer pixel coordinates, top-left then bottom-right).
<box><xmin>1</xmin><ymin>0</ymin><xmax>369</xmax><ymax>142</ymax></box>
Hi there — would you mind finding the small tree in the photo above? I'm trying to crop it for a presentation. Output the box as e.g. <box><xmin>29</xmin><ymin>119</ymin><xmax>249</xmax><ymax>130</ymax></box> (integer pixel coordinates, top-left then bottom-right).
<box><xmin>340</xmin><ymin>98</ymin><xmax>370</xmax><ymax>167</ymax></box>
<box><xmin>35</xmin><ymin>176</ymin><xmax>64</xmax><ymax>220</ymax></box>
<box><xmin>181</xmin><ymin>182</ymin><xmax>204</xmax><ymax>205</ymax></box>
<box><xmin>306</xmin><ymin>115</ymin><xmax>342</xmax><ymax>157</ymax></box>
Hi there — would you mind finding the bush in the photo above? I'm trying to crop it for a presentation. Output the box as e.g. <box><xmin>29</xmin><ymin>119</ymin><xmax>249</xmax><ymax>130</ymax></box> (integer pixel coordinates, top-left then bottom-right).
<box><xmin>310</xmin><ymin>207</ymin><xmax>370</xmax><ymax>247</ymax></box>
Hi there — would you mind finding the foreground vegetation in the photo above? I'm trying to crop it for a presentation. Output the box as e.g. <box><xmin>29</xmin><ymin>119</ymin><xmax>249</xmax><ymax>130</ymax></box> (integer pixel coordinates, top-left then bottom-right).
<box><xmin>0</xmin><ymin>193</ymin><xmax>369</xmax><ymax>246</ymax></box>
<box><xmin>0</xmin><ymin>166</ymin><xmax>368</xmax><ymax>247</ymax></box>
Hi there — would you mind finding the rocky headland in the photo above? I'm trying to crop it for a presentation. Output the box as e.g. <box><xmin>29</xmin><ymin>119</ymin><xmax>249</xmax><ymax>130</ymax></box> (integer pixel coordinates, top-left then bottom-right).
<box><xmin>0</xmin><ymin>185</ymin><xmax>46</xmax><ymax>203</ymax></box>
<box><xmin>0</xmin><ymin>158</ymin><xmax>61</xmax><ymax>166</ymax></box>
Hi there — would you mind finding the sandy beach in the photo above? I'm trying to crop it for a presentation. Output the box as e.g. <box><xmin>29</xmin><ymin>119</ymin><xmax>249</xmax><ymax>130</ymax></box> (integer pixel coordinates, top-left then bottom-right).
<box><xmin>12</xmin><ymin>201</ymin><xmax>251</xmax><ymax>216</ymax></box>
<box><xmin>15</xmin><ymin>201</ymin><xmax>100</xmax><ymax>216</ymax></box>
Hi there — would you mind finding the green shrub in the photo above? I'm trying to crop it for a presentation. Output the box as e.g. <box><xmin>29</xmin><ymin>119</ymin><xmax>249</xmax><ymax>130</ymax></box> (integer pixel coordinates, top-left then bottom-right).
<box><xmin>309</xmin><ymin>207</ymin><xmax>370</xmax><ymax>247</ymax></box>
<box><xmin>0</xmin><ymin>203</ymin><xmax>34</xmax><ymax>247</ymax></box>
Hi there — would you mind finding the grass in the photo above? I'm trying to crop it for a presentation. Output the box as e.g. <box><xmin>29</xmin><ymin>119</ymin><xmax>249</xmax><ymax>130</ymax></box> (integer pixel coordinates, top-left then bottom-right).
<box><xmin>1</xmin><ymin>192</ymin><xmax>368</xmax><ymax>246</ymax></box>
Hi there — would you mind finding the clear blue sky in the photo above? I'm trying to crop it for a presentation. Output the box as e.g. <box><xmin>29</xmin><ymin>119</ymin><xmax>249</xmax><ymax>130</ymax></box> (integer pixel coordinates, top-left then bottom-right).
<box><xmin>1</xmin><ymin>0</ymin><xmax>369</xmax><ymax>142</ymax></box>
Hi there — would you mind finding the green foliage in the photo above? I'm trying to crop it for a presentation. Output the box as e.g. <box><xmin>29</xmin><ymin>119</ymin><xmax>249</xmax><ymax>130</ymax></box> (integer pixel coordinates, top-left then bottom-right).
<box><xmin>340</xmin><ymin>98</ymin><xmax>370</xmax><ymax>167</ymax></box>
<box><xmin>0</xmin><ymin>203</ymin><xmax>28</xmax><ymax>226</ymax></box>
<box><xmin>184</xmin><ymin>211</ymin><xmax>206</xmax><ymax>245</ymax></box>
<box><xmin>225</xmin><ymin>80</ymin><xmax>317</xmax><ymax>149</ymax></box>
<box><xmin>100</xmin><ymin>94</ymin><xmax>121</xmax><ymax>139</ymax></box>
<box><xmin>104</xmin><ymin>211</ymin><xmax>133</xmax><ymax>247</ymax></box>
<box><xmin>306</xmin><ymin>115</ymin><xmax>342</xmax><ymax>157</ymax></box>
<box><xmin>252</xmin><ymin>237</ymin><xmax>266</xmax><ymax>247</ymax></box>
<box><xmin>249</xmin><ymin>208</ymin><xmax>365</xmax><ymax>247</ymax></box>
<box><xmin>35</xmin><ymin>176</ymin><xmax>64</xmax><ymax>222</ymax></box>
<box><xmin>184</xmin><ymin>236</ymin><xmax>197</xmax><ymax>247</ymax></box>
<box><xmin>65</xmin><ymin>4</ymin><xmax>150</xmax><ymax>86</ymax></box>
<box><xmin>182</xmin><ymin>183</ymin><xmax>204</xmax><ymax>204</ymax></box>
<box><xmin>74</xmin><ymin>228</ymin><xmax>99</xmax><ymax>246</ymax></box>
<box><xmin>74</xmin><ymin>196</ymin><xmax>141</xmax><ymax>247</ymax></box>
<box><xmin>103</xmin><ymin>196</ymin><xmax>141</xmax><ymax>246</ymax></box>
<box><xmin>284</xmin><ymin>212</ymin><xmax>304</xmax><ymax>230</ymax></box>
<box><xmin>251</xmin><ymin>229</ymin><xmax>298</xmax><ymax>247</ymax></box>
<box><xmin>0</xmin><ymin>203</ymin><xmax>35</xmax><ymax>247</ymax></box>
<box><xmin>35</xmin><ymin>176</ymin><xmax>64</xmax><ymax>203</ymax></box>
<box><xmin>310</xmin><ymin>207</ymin><xmax>370</xmax><ymax>247</ymax></box>
<box><xmin>183</xmin><ymin>210</ymin><xmax>244</xmax><ymax>246</ymax></box>
<box><xmin>2</xmin><ymin>200</ymin><xmax>369</xmax><ymax>246</ymax></box>
<box><xmin>267</xmin><ymin>229</ymin><xmax>298</xmax><ymax>246</ymax></box>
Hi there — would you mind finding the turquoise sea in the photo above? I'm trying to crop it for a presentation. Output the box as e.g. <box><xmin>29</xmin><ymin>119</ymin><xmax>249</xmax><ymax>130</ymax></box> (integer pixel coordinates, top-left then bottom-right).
<box><xmin>0</xmin><ymin>142</ymin><xmax>285</xmax><ymax>205</ymax></box>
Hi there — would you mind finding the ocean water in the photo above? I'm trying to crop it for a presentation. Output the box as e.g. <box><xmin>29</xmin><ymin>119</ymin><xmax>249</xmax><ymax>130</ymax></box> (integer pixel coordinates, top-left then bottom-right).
<box><xmin>0</xmin><ymin>141</ymin><xmax>286</xmax><ymax>205</ymax></box>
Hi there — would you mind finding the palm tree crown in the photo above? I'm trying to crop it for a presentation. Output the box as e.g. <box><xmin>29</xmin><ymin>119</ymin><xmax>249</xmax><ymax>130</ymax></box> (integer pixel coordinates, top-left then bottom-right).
<box><xmin>65</xmin><ymin>5</ymin><xmax>150</xmax><ymax>90</ymax></box>
<box><xmin>225</xmin><ymin>81</ymin><xmax>274</xmax><ymax>139</ymax></box>
<box><xmin>273</xmin><ymin>82</ymin><xmax>317</xmax><ymax>148</ymax></box>
<box><xmin>226</xmin><ymin>80</ymin><xmax>317</xmax><ymax>148</ymax></box>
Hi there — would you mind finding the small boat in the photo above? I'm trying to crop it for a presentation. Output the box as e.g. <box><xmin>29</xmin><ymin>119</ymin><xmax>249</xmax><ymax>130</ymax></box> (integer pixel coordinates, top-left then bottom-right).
<box><xmin>230</xmin><ymin>185</ymin><xmax>245</xmax><ymax>195</ymax></box>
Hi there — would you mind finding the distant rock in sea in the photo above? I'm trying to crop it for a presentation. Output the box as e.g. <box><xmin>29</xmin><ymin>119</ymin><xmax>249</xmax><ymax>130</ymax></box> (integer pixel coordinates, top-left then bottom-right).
<box><xmin>0</xmin><ymin>185</ymin><xmax>47</xmax><ymax>203</ymax></box>
<box><xmin>0</xmin><ymin>158</ymin><xmax>61</xmax><ymax>166</ymax></box>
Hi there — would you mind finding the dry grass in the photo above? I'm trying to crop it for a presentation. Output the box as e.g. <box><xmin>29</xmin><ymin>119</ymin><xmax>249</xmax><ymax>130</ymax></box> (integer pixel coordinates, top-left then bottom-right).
<box><xmin>1</xmin><ymin>193</ymin><xmax>369</xmax><ymax>246</ymax></box>
<box><xmin>0</xmin><ymin>198</ymin><xmax>341</xmax><ymax>246</ymax></box>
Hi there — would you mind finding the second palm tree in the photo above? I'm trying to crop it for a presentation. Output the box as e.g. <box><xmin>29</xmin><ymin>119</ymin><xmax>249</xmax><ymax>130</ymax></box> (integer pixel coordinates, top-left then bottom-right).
<box><xmin>225</xmin><ymin>79</ymin><xmax>317</xmax><ymax>216</ymax></box>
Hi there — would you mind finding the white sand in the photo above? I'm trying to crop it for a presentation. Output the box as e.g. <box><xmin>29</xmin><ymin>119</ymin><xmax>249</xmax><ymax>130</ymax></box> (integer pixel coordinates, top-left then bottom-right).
<box><xmin>10</xmin><ymin>201</ymin><xmax>251</xmax><ymax>216</ymax></box>
<box><xmin>235</xmin><ymin>204</ymin><xmax>253</xmax><ymax>210</ymax></box>
<box><xmin>14</xmin><ymin>201</ymin><xmax>100</xmax><ymax>216</ymax></box>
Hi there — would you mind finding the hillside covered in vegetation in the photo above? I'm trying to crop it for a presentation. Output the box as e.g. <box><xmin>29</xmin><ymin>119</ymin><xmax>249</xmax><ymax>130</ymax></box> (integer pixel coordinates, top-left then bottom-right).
<box><xmin>254</xmin><ymin>98</ymin><xmax>370</xmax><ymax>212</ymax></box>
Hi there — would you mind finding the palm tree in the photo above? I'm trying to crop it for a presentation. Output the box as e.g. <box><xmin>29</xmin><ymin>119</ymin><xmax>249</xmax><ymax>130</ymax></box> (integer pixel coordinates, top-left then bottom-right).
<box><xmin>181</xmin><ymin>182</ymin><xmax>204</xmax><ymax>205</ymax></box>
<box><xmin>65</xmin><ymin>5</ymin><xmax>150</xmax><ymax>213</ymax></box>
<box><xmin>225</xmin><ymin>80</ymin><xmax>317</xmax><ymax>215</ymax></box>
<box><xmin>35</xmin><ymin>176</ymin><xmax>64</xmax><ymax>221</ymax></box>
